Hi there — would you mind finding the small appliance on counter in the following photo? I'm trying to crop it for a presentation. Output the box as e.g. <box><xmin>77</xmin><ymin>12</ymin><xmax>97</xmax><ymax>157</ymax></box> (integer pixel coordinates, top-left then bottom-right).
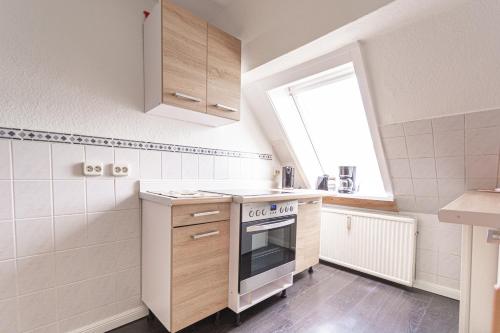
<box><xmin>338</xmin><ymin>166</ymin><xmax>357</xmax><ymax>194</ymax></box>
<box><xmin>316</xmin><ymin>174</ymin><xmax>329</xmax><ymax>190</ymax></box>
<box><xmin>282</xmin><ymin>166</ymin><xmax>295</xmax><ymax>189</ymax></box>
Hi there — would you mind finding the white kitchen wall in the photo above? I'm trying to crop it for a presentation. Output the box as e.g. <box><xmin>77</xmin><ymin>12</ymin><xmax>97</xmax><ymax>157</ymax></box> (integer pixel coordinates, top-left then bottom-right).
<box><xmin>0</xmin><ymin>139</ymin><xmax>273</xmax><ymax>333</ymax></box>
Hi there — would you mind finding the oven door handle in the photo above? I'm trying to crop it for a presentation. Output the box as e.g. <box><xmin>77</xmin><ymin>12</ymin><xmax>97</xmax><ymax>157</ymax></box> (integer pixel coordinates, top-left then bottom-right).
<box><xmin>246</xmin><ymin>219</ymin><xmax>295</xmax><ymax>232</ymax></box>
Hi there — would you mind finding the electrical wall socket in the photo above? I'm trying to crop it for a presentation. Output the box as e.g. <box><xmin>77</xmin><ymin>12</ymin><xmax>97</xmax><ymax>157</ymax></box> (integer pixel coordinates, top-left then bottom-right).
<box><xmin>83</xmin><ymin>162</ymin><xmax>104</xmax><ymax>176</ymax></box>
<box><xmin>112</xmin><ymin>163</ymin><xmax>129</xmax><ymax>177</ymax></box>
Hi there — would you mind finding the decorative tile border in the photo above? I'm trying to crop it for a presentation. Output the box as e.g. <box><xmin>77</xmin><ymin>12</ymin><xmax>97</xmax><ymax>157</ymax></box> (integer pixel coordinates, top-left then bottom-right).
<box><xmin>0</xmin><ymin>127</ymin><xmax>272</xmax><ymax>160</ymax></box>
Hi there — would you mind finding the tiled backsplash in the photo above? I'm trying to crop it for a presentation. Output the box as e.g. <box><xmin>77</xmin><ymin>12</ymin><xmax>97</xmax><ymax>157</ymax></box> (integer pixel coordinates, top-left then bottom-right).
<box><xmin>0</xmin><ymin>138</ymin><xmax>274</xmax><ymax>333</ymax></box>
<box><xmin>381</xmin><ymin>109</ymin><xmax>500</xmax><ymax>214</ymax></box>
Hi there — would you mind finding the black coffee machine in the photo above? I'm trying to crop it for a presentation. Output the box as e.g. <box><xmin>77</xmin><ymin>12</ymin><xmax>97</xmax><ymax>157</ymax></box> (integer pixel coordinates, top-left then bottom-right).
<box><xmin>282</xmin><ymin>166</ymin><xmax>295</xmax><ymax>189</ymax></box>
<box><xmin>338</xmin><ymin>166</ymin><xmax>357</xmax><ymax>193</ymax></box>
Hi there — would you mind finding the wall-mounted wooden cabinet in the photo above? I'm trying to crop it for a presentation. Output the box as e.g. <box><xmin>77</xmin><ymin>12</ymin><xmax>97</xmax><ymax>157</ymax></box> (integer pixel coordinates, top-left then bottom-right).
<box><xmin>144</xmin><ymin>0</ymin><xmax>241</xmax><ymax>127</ymax></box>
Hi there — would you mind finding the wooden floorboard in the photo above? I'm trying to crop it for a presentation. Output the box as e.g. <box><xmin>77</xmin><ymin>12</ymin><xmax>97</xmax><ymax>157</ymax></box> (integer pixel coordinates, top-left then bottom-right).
<box><xmin>109</xmin><ymin>264</ymin><xmax>459</xmax><ymax>333</ymax></box>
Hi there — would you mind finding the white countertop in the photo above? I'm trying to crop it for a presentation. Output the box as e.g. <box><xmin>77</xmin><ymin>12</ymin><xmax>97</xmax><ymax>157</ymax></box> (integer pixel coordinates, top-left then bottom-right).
<box><xmin>438</xmin><ymin>191</ymin><xmax>500</xmax><ymax>228</ymax></box>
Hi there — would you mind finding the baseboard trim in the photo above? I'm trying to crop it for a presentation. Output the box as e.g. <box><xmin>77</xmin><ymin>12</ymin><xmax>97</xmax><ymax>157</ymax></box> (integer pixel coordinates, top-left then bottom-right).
<box><xmin>72</xmin><ymin>305</ymin><xmax>149</xmax><ymax>333</ymax></box>
<box><xmin>413</xmin><ymin>280</ymin><xmax>460</xmax><ymax>300</ymax></box>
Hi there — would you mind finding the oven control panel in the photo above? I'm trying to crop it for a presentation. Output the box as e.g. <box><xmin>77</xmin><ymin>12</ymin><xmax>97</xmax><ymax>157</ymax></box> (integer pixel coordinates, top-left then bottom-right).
<box><xmin>242</xmin><ymin>200</ymin><xmax>298</xmax><ymax>222</ymax></box>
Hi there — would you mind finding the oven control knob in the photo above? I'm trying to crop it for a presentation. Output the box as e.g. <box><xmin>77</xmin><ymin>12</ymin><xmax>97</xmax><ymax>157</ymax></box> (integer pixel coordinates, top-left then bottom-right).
<box><xmin>285</xmin><ymin>206</ymin><xmax>289</xmax><ymax>212</ymax></box>
<box><xmin>256</xmin><ymin>210</ymin><xmax>261</xmax><ymax>216</ymax></box>
<box><xmin>249</xmin><ymin>210</ymin><xmax>254</xmax><ymax>217</ymax></box>
<box><xmin>290</xmin><ymin>206</ymin><xmax>294</xmax><ymax>212</ymax></box>
<box><xmin>262</xmin><ymin>209</ymin><xmax>267</xmax><ymax>216</ymax></box>
<box><xmin>279</xmin><ymin>207</ymin><xmax>284</xmax><ymax>213</ymax></box>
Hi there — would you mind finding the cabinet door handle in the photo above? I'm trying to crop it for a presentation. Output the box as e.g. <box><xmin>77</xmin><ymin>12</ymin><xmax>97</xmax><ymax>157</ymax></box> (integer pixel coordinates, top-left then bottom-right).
<box><xmin>191</xmin><ymin>210</ymin><xmax>220</xmax><ymax>217</ymax></box>
<box><xmin>191</xmin><ymin>230</ymin><xmax>220</xmax><ymax>240</ymax></box>
<box><xmin>173</xmin><ymin>92</ymin><xmax>202</xmax><ymax>103</ymax></box>
<box><xmin>346</xmin><ymin>216</ymin><xmax>352</xmax><ymax>231</ymax></box>
<box><xmin>214</xmin><ymin>104</ymin><xmax>239</xmax><ymax>112</ymax></box>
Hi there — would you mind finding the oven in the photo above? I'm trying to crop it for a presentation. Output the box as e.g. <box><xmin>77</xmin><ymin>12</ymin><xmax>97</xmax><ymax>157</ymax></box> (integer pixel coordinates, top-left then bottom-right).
<box><xmin>238</xmin><ymin>201</ymin><xmax>298</xmax><ymax>294</ymax></box>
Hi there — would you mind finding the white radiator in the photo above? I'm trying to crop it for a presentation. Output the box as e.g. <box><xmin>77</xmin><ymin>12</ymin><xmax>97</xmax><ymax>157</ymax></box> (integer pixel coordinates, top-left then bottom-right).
<box><xmin>320</xmin><ymin>208</ymin><xmax>417</xmax><ymax>286</ymax></box>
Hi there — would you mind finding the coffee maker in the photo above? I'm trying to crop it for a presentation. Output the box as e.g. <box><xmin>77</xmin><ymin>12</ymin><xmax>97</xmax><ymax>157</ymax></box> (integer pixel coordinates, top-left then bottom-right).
<box><xmin>338</xmin><ymin>166</ymin><xmax>357</xmax><ymax>194</ymax></box>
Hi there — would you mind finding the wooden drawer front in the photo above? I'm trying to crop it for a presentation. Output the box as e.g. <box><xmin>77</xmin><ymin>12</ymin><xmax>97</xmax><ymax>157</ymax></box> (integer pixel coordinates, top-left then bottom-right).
<box><xmin>296</xmin><ymin>198</ymin><xmax>322</xmax><ymax>273</ymax></box>
<box><xmin>207</xmin><ymin>24</ymin><xmax>241</xmax><ymax>121</ymax></box>
<box><xmin>171</xmin><ymin>220</ymin><xmax>229</xmax><ymax>332</ymax></box>
<box><xmin>172</xmin><ymin>203</ymin><xmax>230</xmax><ymax>227</ymax></box>
<box><xmin>162</xmin><ymin>1</ymin><xmax>207</xmax><ymax>114</ymax></box>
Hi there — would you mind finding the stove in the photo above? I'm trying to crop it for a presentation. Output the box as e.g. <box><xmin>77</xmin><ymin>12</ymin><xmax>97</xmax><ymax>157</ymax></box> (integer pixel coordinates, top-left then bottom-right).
<box><xmin>202</xmin><ymin>189</ymin><xmax>293</xmax><ymax>197</ymax></box>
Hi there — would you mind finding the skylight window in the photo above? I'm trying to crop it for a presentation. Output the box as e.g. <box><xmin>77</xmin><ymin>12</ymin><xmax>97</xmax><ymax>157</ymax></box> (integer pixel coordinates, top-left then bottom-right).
<box><xmin>269</xmin><ymin>62</ymin><xmax>389</xmax><ymax>199</ymax></box>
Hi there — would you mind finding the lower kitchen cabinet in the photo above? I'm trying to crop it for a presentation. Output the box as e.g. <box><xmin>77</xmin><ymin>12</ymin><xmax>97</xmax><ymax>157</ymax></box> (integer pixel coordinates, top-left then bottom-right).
<box><xmin>142</xmin><ymin>200</ymin><xmax>230</xmax><ymax>333</ymax></box>
<box><xmin>295</xmin><ymin>197</ymin><xmax>322</xmax><ymax>273</ymax></box>
<box><xmin>171</xmin><ymin>220</ymin><xmax>229</xmax><ymax>331</ymax></box>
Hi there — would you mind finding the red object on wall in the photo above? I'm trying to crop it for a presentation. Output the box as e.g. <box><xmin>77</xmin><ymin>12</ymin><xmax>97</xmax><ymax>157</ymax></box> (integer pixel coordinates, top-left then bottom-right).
<box><xmin>143</xmin><ymin>10</ymin><xmax>150</xmax><ymax>19</ymax></box>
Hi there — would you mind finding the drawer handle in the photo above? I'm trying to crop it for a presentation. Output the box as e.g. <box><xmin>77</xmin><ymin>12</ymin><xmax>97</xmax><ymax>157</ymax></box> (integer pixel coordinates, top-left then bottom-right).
<box><xmin>298</xmin><ymin>200</ymin><xmax>321</xmax><ymax>206</ymax></box>
<box><xmin>173</xmin><ymin>92</ymin><xmax>202</xmax><ymax>103</ymax></box>
<box><xmin>191</xmin><ymin>210</ymin><xmax>220</xmax><ymax>217</ymax></box>
<box><xmin>191</xmin><ymin>230</ymin><xmax>220</xmax><ymax>240</ymax></box>
<box><xmin>214</xmin><ymin>104</ymin><xmax>239</xmax><ymax>112</ymax></box>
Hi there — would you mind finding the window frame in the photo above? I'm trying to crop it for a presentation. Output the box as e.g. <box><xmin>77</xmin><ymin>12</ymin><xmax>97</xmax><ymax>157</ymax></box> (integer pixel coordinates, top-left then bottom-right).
<box><xmin>264</xmin><ymin>43</ymin><xmax>393</xmax><ymax>198</ymax></box>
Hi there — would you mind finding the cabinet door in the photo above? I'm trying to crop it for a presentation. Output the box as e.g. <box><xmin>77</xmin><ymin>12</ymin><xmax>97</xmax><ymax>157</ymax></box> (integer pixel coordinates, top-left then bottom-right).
<box><xmin>320</xmin><ymin>211</ymin><xmax>351</xmax><ymax>265</ymax></box>
<box><xmin>171</xmin><ymin>220</ymin><xmax>229</xmax><ymax>332</ymax></box>
<box><xmin>295</xmin><ymin>198</ymin><xmax>321</xmax><ymax>273</ymax></box>
<box><xmin>207</xmin><ymin>24</ymin><xmax>241</xmax><ymax>121</ymax></box>
<box><xmin>162</xmin><ymin>1</ymin><xmax>207</xmax><ymax>113</ymax></box>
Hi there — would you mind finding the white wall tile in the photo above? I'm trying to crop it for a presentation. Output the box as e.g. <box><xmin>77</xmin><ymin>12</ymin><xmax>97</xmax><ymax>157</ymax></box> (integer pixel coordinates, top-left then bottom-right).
<box><xmin>438</xmin><ymin>223</ymin><xmax>461</xmax><ymax>256</ymax></box>
<box><xmin>55</xmin><ymin>248</ymin><xmax>88</xmax><ymax>285</ymax></box>
<box><xmin>412</xmin><ymin>179</ymin><xmax>438</xmax><ymax>197</ymax></box>
<box><xmin>406</xmin><ymin>134</ymin><xmax>434</xmax><ymax>158</ymax></box>
<box><xmin>87</xmin><ymin>212</ymin><xmax>116</xmax><ymax>245</ymax></box>
<box><xmin>162</xmin><ymin>152</ymin><xmax>182</xmax><ymax>179</ymax></box>
<box><xmin>181</xmin><ymin>154</ymin><xmax>199</xmax><ymax>179</ymax></box>
<box><xmin>0</xmin><ymin>298</ymin><xmax>17</xmax><ymax>333</ymax></box>
<box><xmin>388</xmin><ymin>159</ymin><xmax>411</xmax><ymax>178</ymax></box>
<box><xmin>437</xmin><ymin>276</ymin><xmax>460</xmax><ymax>290</ymax></box>
<box><xmin>228</xmin><ymin>157</ymin><xmax>242</xmax><ymax>179</ymax></box>
<box><xmin>18</xmin><ymin>289</ymin><xmax>57</xmax><ymax>332</ymax></box>
<box><xmin>380</xmin><ymin>123</ymin><xmax>404</xmax><ymax>138</ymax></box>
<box><xmin>198</xmin><ymin>155</ymin><xmax>214</xmax><ymax>179</ymax></box>
<box><xmin>87</xmin><ymin>243</ymin><xmax>118</xmax><ymax>277</ymax></box>
<box><xmin>114</xmin><ymin>209</ymin><xmax>140</xmax><ymax>241</ymax></box>
<box><xmin>85</xmin><ymin>146</ymin><xmax>114</xmax><ymax>178</ymax></box>
<box><xmin>438</xmin><ymin>253</ymin><xmax>460</xmax><ymax>280</ymax></box>
<box><xmin>51</xmin><ymin>144</ymin><xmax>84</xmax><ymax>179</ymax></box>
<box><xmin>26</xmin><ymin>323</ymin><xmax>59</xmax><ymax>333</ymax></box>
<box><xmin>57</xmin><ymin>281</ymin><xmax>90</xmax><ymax>320</ymax></box>
<box><xmin>0</xmin><ymin>260</ymin><xmax>16</xmax><ymax>300</ymax></box>
<box><xmin>394</xmin><ymin>195</ymin><xmax>416</xmax><ymax>212</ymax></box>
<box><xmin>392</xmin><ymin>178</ymin><xmax>414</xmax><ymax>195</ymax></box>
<box><xmin>0</xmin><ymin>140</ymin><xmax>12</xmax><ymax>179</ymax></box>
<box><xmin>409</xmin><ymin>158</ymin><xmax>436</xmax><ymax>179</ymax></box>
<box><xmin>240</xmin><ymin>159</ymin><xmax>254</xmax><ymax>179</ymax></box>
<box><xmin>432</xmin><ymin>114</ymin><xmax>464</xmax><ymax>132</ymax></box>
<box><xmin>54</xmin><ymin>214</ymin><xmax>87</xmax><ymax>251</ymax></box>
<box><xmin>115</xmin><ymin>180</ymin><xmax>139</xmax><ymax>210</ymax></box>
<box><xmin>12</xmin><ymin>141</ymin><xmax>51</xmax><ymax>180</ymax></box>
<box><xmin>13</xmin><ymin>181</ymin><xmax>52</xmax><ymax>219</ymax></box>
<box><xmin>417</xmin><ymin>227</ymin><xmax>437</xmax><ymax>251</ymax></box>
<box><xmin>115</xmin><ymin>239</ymin><xmax>140</xmax><ymax>270</ymax></box>
<box><xmin>53</xmin><ymin>180</ymin><xmax>85</xmax><ymax>216</ymax></box>
<box><xmin>416</xmin><ymin>248</ymin><xmax>438</xmax><ymax>275</ymax></box>
<box><xmin>435</xmin><ymin>156</ymin><xmax>465</xmax><ymax>179</ymax></box>
<box><xmin>115</xmin><ymin>267</ymin><xmax>140</xmax><ymax>301</ymax></box>
<box><xmin>437</xmin><ymin>179</ymin><xmax>465</xmax><ymax>199</ymax></box>
<box><xmin>382</xmin><ymin>137</ymin><xmax>408</xmax><ymax>159</ymax></box>
<box><xmin>115</xmin><ymin>148</ymin><xmax>140</xmax><ymax>179</ymax></box>
<box><xmin>433</xmin><ymin>130</ymin><xmax>464</xmax><ymax>157</ymax></box>
<box><xmin>466</xmin><ymin>178</ymin><xmax>498</xmax><ymax>190</ymax></box>
<box><xmin>416</xmin><ymin>271</ymin><xmax>437</xmax><ymax>283</ymax></box>
<box><xmin>0</xmin><ymin>221</ymin><xmax>14</xmax><ymax>260</ymax></box>
<box><xmin>17</xmin><ymin>254</ymin><xmax>55</xmax><ymax>295</ymax></box>
<box><xmin>139</xmin><ymin>150</ymin><xmax>161</xmax><ymax>179</ymax></box>
<box><xmin>403</xmin><ymin>119</ymin><xmax>432</xmax><ymax>136</ymax></box>
<box><xmin>0</xmin><ymin>181</ymin><xmax>13</xmax><ymax>220</ymax></box>
<box><xmin>214</xmin><ymin>156</ymin><xmax>229</xmax><ymax>180</ymax></box>
<box><xmin>86</xmin><ymin>179</ymin><xmax>115</xmax><ymax>213</ymax></box>
<box><xmin>115</xmin><ymin>295</ymin><xmax>142</xmax><ymax>314</ymax></box>
<box><xmin>465</xmin><ymin>109</ymin><xmax>500</xmax><ymax>128</ymax></box>
<box><xmin>415</xmin><ymin>196</ymin><xmax>440</xmax><ymax>214</ymax></box>
<box><xmin>466</xmin><ymin>155</ymin><xmax>499</xmax><ymax>179</ymax></box>
<box><xmin>465</xmin><ymin>127</ymin><xmax>500</xmax><ymax>156</ymax></box>
<box><xmin>87</xmin><ymin>275</ymin><xmax>115</xmax><ymax>309</ymax></box>
<box><xmin>16</xmin><ymin>217</ymin><xmax>53</xmax><ymax>257</ymax></box>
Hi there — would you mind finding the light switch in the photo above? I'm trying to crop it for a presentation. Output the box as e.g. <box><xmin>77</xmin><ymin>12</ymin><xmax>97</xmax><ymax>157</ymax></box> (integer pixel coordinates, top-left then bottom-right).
<box><xmin>112</xmin><ymin>163</ymin><xmax>129</xmax><ymax>177</ymax></box>
<box><xmin>83</xmin><ymin>162</ymin><xmax>104</xmax><ymax>176</ymax></box>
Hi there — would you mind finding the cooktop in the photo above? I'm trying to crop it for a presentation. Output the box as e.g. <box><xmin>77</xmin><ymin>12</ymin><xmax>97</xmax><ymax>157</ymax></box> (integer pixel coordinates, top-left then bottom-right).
<box><xmin>202</xmin><ymin>189</ymin><xmax>293</xmax><ymax>196</ymax></box>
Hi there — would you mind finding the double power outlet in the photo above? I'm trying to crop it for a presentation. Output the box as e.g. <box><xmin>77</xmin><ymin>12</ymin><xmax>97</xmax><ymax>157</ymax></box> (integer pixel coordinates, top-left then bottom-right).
<box><xmin>83</xmin><ymin>162</ymin><xmax>129</xmax><ymax>177</ymax></box>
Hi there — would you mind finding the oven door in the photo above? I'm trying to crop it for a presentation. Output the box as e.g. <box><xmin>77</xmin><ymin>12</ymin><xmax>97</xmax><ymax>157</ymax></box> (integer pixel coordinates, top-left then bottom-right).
<box><xmin>239</xmin><ymin>215</ymin><xmax>296</xmax><ymax>294</ymax></box>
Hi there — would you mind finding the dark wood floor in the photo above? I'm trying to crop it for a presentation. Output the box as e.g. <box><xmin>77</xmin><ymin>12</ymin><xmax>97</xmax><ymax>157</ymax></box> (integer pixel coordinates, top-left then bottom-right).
<box><xmin>110</xmin><ymin>264</ymin><xmax>459</xmax><ymax>333</ymax></box>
